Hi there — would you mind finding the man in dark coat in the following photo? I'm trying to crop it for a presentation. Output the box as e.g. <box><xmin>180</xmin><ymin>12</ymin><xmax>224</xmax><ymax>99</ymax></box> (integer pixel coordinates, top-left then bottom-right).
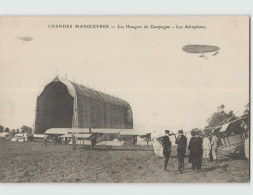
<box><xmin>175</xmin><ymin>130</ymin><xmax>187</xmax><ymax>173</ymax></box>
<box><xmin>188</xmin><ymin>131</ymin><xmax>203</xmax><ymax>172</ymax></box>
<box><xmin>72</xmin><ymin>133</ymin><xmax>76</xmax><ymax>150</ymax></box>
<box><xmin>162</xmin><ymin>130</ymin><xmax>171</xmax><ymax>172</ymax></box>
<box><xmin>91</xmin><ymin>135</ymin><xmax>96</xmax><ymax>149</ymax></box>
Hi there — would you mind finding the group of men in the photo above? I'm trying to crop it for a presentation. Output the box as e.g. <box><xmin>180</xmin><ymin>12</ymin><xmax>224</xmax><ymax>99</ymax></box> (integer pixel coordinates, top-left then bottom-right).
<box><xmin>162</xmin><ymin>130</ymin><xmax>219</xmax><ymax>173</ymax></box>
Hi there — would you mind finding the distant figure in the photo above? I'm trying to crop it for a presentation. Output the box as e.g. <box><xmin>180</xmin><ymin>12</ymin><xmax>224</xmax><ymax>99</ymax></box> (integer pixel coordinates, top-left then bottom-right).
<box><xmin>162</xmin><ymin>130</ymin><xmax>172</xmax><ymax>172</ymax></box>
<box><xmin>188</xmin><ymin>131</ymin><xmax>203</xmax><ymax>172</ymax></box>
<box><xmin>175</xmin><ymin>130</ymin><xmax>187</xmax><ymax>173</ymax></box>
<box><xmin>54</xmin><ymin>136</ymin><xmax>59</xmax><ymax>144</ymax></box>
<box><xmin>211</xmin><ymin>134</ymin><xmax>219</xmax><ymax>163</ymax></box>
<box><xmin>91</xmin><ymin>135</ymin><xmax>96</xmax><ymax>149</ymax></box>
<box><xmin>132</xmin><ymin>136</ymin><xmax>137</xmax><ymax>145</ymax></box>
<box><xmin>146</xmin><ymin>133</ymin><xmax>151</xmax><ymax>146</ymax></box>
<box><xmin>42</xmin><ymin>135</ymin><xmax>48</xmax><ymax>147</ymax></box>
<box><xmin>244</xmin><ymin>132</ymin><xmax>249</xmax><ymax>160</ymax></box>
<box><xmin>208</xmin><ymin>135</ymin><xmax>214</xmax><ymax>162</ymax></box>
<box><xmin>30</xmin><ymin>134</ymin><xmax>34</xmax><ymax>142</ymax></box>
<box><xmin>202</xmin><ymin>135</ymin><xmax>211</xmax><ymax>165</ymax></box>
<box><xmin>72</xmin><ymin>133</ymin><xmax>76</xmax><ymax>150</ymax></box>
<box><xmin>12</xmin><ymin>130</ymin><xmax>15</xmax><ymax>137</ymax></box>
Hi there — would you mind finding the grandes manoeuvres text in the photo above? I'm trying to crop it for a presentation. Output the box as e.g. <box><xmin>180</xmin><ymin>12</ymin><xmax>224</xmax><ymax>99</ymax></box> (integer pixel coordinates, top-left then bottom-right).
<box><xmin>48</xmin><ymin>24</ymin><xmax>206</xmax><ymax>30</ymax></box>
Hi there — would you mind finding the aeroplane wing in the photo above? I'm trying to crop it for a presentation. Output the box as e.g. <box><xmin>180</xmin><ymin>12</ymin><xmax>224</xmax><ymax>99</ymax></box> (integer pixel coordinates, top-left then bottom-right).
<box><xmin>96</xmin><ymin>140</ymin><xmax>125</xmax><ymax>146</ymax></box>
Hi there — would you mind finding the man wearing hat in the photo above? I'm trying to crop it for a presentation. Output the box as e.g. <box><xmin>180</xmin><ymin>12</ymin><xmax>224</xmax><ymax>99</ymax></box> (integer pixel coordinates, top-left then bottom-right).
<box><xmin>188</xmin><ymin>130</ymin><xmax>203</xmax><ymax>172</ymax></box>
<box><xmin>175</xmin><ymin>130</ymin><xmax>187</xmax><ymax>173</ymax></box>
<box><xmin>162</xmin><ymin>130</ymin><xmax>172</xmax><ymax>172</ymax></box>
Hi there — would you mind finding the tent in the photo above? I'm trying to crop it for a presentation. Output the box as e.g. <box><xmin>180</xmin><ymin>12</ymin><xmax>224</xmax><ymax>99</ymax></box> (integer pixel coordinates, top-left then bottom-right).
<box><xmin>0</xmin><ymin>132</ymin><xmax>10</xmax><ymax>138</ymax></box>
<box><xmin>35</xmin><ymin>77</ymin><xmax>133</xmax><ymax>134</ymax></box>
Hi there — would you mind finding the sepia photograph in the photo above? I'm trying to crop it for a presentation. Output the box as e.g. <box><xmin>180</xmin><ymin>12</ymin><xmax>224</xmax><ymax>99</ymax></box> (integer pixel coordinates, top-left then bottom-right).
<box><xmin>0</xmin><ymin>16</ymin><xmax>250</xmax><ymax>183</ymax></box>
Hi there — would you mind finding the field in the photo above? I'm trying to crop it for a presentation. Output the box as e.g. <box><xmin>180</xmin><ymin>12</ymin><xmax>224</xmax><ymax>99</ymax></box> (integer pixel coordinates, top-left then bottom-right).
<box><xmin>0</xmin><ymin>139</ymin><xmax>250</xmax><ymax>183</ymax></box>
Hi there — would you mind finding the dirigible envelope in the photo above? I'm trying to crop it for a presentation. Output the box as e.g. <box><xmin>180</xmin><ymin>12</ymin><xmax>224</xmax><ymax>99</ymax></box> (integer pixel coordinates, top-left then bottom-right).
<box><xmin>182</xmin><ymin>45</ymin><xmax>220</xmax><ymax>54</ymax></box>
<box><xmin>16</xmin><ymin>36</ymin><xmax>33</xmax><ymax>41</ymax></box>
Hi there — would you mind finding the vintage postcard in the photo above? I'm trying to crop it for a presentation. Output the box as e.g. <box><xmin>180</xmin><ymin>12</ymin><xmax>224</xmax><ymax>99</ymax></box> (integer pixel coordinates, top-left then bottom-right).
<box><xmin>0</xmin><ymin>16</ymin><xmax>250</xmax><ymax>183</ymax></box>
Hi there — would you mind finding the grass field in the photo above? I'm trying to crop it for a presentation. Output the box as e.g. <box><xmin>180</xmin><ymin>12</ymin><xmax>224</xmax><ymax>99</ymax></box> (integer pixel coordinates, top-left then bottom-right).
<box><xmin>0</xmin><ymin>139</ymin><xmax>250</xmax><ymax>183</ymax></box>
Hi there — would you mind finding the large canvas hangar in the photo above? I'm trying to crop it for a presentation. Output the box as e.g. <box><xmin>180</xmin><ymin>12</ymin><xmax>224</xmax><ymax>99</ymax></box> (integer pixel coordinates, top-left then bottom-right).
<box><xmin>35</xmin><ymin>77</ymin><xmax>133</xmax><ymax>134</ymax></box>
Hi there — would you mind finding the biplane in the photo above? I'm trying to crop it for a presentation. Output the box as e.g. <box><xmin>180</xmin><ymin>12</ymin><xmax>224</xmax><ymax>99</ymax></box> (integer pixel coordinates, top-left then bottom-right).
<box><xmin>45</xmin><ymin>128</ymin><xmax>92</xmax><ymax>145</ymax></box>
<box><xmin>206</xmin><ymin>116</ymin><xmax>249</xmax><ymax>159</ymax></box>
<box><xmin>44</xmin><ymin>128</ymin><xmax>151</xmax><ymax>149</ymax></box>
<box><xmin>90</xmin><ymin>129</ymin><xmax>124</xmax><ymax>149</ymax></box>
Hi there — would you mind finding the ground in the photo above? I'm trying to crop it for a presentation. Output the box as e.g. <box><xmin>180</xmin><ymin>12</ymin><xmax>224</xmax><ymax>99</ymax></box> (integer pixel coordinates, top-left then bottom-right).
<box><xmin>0</xmin><ymin>139</ymin><xmax>250</xmax><ymax>183</ymax></box>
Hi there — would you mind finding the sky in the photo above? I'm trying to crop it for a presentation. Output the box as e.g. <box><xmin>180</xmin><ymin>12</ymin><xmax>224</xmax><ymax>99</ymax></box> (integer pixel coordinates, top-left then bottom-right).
<box><xmin>0</xmin><ymin>16</ymin><xmax>249</xmax><ymax>133</ymax></box>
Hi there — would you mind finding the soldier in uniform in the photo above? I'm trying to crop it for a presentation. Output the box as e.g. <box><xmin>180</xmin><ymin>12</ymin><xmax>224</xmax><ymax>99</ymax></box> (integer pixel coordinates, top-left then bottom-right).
<box><xmin>162</xmin><ymin>130</ymin><xmax>171</xmax><ymax>172</ymax></box>
<box><xmin>175</xmin><ymin>130</ymin><xmax>187</xmax><ymax>173</ymax></box>
<box><xmin>188</xmin><ymin>131</ymin><xmax>203</xmax><ymax>172</ymax></box>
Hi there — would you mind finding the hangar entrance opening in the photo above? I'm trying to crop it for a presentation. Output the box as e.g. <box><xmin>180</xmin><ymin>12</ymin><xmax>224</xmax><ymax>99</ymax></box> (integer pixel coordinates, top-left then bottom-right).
<box><xmin>35</xmin><ymin>81</ymin><xmax>74</xmax><ymax>134</ymax></box>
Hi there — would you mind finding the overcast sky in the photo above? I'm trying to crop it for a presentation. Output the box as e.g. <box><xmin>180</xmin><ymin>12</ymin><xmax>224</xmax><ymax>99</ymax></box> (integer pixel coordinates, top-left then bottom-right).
<box><xmin>0</xmin><ymin>16</ymin><xmax>249</xmax><ymax>132</ymax></box>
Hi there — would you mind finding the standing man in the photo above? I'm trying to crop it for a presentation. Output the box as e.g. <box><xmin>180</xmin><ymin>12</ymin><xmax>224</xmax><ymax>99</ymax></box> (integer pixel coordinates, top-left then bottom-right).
<box><xmin>12</xmin><ymin>129</ymin><xmax>15</xmax><ymax>137</ymax></box>
<box><xmin>162</xmin><ymin>130</ymin><xmax>172</xmax><ymax>172</ymax></box>
<box><xmin>175</xmin><ymin>130</ymin><xmax>187</xmax><ymax>173</ymax></box>
<box><xmin>202</xmin><ymin>134</ymin><xmax>211</xmax><ymax>165</ymax></box>
<box><xmin>72</xmin><ymin>133</ymin><xmax>76</xmax><ymax>150</ymax></box>
<box><xmin>42</xmin><ymin>135</ymin><xmax>48</xmax><ymax>147</ymax></box>
<box><xmin>91</xmin><ymin>135</ymin><xmax>96</xmax><ymax>149</ymax></box>
<box><xmin>208</xmin><ymin>134</ymin><xmax>214</xmax><ymax>162</ymax></box>
<box><xmin>211</xmin><ymin>133</ymin><xmax>219</xmax><ymax>163</ymax></box>
<box><xmin>146</xmin><ymin>133</ymin><xmax>151</xmax><ymax>146</ymax></box>
<box><xmin>196</xmin><ymin>132</ymin><xmax>203</xmax><ymax>171</ymax></box>
<box><xmin>188</xmin><ymin>131</ymin><xmax>203</xmax><ymax>172</ymax></box>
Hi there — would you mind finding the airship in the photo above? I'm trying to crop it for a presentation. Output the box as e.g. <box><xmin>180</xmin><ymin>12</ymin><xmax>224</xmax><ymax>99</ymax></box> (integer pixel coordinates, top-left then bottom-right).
<box><xmin>182</xmin><ymin>44</ymin><xmax>220</xmax><ymax>60</ymax></box>
<box><xmin>16</xmin><ymin>36</ymin><xmax>34</xmax><ymax>42</ymax></box>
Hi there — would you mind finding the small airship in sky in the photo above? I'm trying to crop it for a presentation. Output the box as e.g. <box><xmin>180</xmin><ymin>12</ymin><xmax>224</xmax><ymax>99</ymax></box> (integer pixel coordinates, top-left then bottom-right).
<box><xmin>182</xmin><ymin>45</ymin><xmax>220</xmax><ymax>60</ymax></box>
<box><xmin>16</xmin><ymin>36</ymin><xmax>34</xmax><ymax>42</ymax></box>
